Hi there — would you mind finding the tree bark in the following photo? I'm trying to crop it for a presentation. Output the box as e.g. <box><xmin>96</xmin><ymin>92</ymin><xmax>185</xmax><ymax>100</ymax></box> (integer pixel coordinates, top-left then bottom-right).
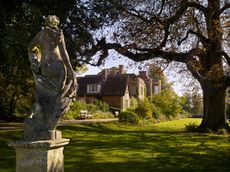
<box><xmin>200</xmin><ymin>84</ymin><xmax>227</xmax><ymax>130</ymax></box>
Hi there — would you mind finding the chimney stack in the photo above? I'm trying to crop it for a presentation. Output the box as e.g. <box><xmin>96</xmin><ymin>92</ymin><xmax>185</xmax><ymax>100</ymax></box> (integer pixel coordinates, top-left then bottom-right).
<box><xmin>101</xmin><ymin>69</ymin><xmax>108</xmax><ymax>80</ymax></box>
<box><xmin>139</xmin><ymin>71</ymin><xmax>149</xmax><ymax>80</ymax></box>
<box><xmin>119</xmin><ymin>65</ymin><xmax>125</xmax><ymax>74</ymax></box>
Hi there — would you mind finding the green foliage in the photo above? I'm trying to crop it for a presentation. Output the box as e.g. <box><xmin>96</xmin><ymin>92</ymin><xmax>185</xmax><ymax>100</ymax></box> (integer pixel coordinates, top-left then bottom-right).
<box><xmin>135</xmin><ymin>98</ymin><xmax>152</xmax><ymax>119</ymax></box>
<box><xmin>129</xmin><ymin>96</ymin><xmax>138</xmax><ymax>109</ymax></box>
<box><xmin>64</xmin><ymin>101</ymin><xmax>85</xmax><ymax>119</ymax></box>
<box><xmin>138</xmin><ymin>118</ymin><xmax>158</xmax><ymax>127</ymax></box>
<box><xmin>94</xmin><ymin>100</ymin><xmax>110</xmax><ymax>112</ymax></box>
<box><xmin>92</xmin><ymin>111</ymin><xmax>114</xmax><ymax>119</ymax></box>
<box><xmin>85</xmin><ymin>103</ymin><xmax>98</xmax><ymax>113</ymax></box>
<box><xmin>14</xmin><ymin>94</ymin><xmax>33</xmax><ymax>119</ymax></box>
<box><xmin>225</xmin><ymin>89</ymin><xmax>230</xmax><ymax>119</ymax></box>
<box><xmin>127</xmin><ymin>89</ymin><xmax>186</xmax><ymax>123</ymax></box>
<box><xmin>151</xmin><ymin>90</ymin><xmax>184</xmax><ymax>119</ymax></box>
<box><xmin>0</xmin><ymin>81</ymin><xmax>34</xmax><ymax>121</ymax></box>
<box><xmin>185</xmin><ymin>123</ymin><xmax>199</xmax><ymax>132</ymax></box>
<box><xmin>64</xmin><ymin>100</ymin><xmax>111</xmax><ymax>119</ymax></box>
<box><xmin>75</xmin><ymin>64</ymin><xmax>88</xmax><ymax>74</ymax></box>
<box><xmin>118</xmin><ymin>110</ymin><xmax>140</xmax><ymax>124</ymax></box>
<box><xmin>64</xmin><ymin>101</ymin><xmax>97</xmax><ymax>119</ymax></box>
<box><xmin>148</xmin><ymin>64</ymin><xmax>164</xmax><ymax>80</ymax></box>
<box><xmin>185</xmin><ymin>123</ymin><xmax>230</xmax><ymax>135</ymax></box>
<box><xmin>216</xmin><ymin>128</ymin><xmax>229</xmax><ymax>135</ymax></box>
<box><xmin>182</xmin><ymin>91</ymin><xmax>203</xmax><ymax>117</ymax></box>
<box><xmin>147</xmin><ymin>64</ymin><xmax>172</xmax><ymax>90</ymax></box>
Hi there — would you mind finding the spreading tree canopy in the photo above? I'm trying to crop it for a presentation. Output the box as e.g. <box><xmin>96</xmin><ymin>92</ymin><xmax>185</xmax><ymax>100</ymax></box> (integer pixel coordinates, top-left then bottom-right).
<box><xmin>77</xmin><ymin>0</ymin><xmax>230</xmax><ymax>130</ymax></box>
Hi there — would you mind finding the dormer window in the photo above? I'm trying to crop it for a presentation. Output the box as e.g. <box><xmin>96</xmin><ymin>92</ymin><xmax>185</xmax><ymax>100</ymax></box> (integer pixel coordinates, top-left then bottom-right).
<box><xmin>87</xmin><ymin>84</ymin><xmax>101</xmax><ymax>93</ymax></box>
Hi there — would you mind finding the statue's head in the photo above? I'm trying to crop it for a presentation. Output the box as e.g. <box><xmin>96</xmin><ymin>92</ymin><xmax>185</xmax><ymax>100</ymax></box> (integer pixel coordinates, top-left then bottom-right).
<box><xmin>45</xmin><ymin>15</ymin><xmax>60</xmax><ymax>28</ymax></box>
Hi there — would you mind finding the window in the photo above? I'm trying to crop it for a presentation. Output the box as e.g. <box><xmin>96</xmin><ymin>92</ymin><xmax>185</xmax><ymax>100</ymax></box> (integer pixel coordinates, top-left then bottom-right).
<box><xmin>87</xmin><ymin>84</ymin><xmax>101</xmax><ymax>93</ymax></box>
<box><xmin>124</xmin><ymin>99</ymin><xmax>129</xmax><ymax>109</ymax></box>
<box><xmin>140</xmin><ymin>86</ymin><xmax>144</xmax><ymax>96</ymax></box>
<box><xmin>154</xmin><ymin>86</ymin><xmax>159</xmax><ymax>94</ymax></box>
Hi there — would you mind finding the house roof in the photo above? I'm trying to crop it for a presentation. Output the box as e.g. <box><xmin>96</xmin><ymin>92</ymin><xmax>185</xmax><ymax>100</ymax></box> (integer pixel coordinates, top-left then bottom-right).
<box><xmin>77</xmin><ymin>74</ymin><xmax>129</xmax><ymax>97</ymax></box>
<box><xmin>102</xmin><ymin>75</ymin><xmax>128</xmax><ymax>96</ymax></box>
<box><xmin>77</xmin><ymin>75</ymin><xmax>103</xmax><ymax>96</ymax></box>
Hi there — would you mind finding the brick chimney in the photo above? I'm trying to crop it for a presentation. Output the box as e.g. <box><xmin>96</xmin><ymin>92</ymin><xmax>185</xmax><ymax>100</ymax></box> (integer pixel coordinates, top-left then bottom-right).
<box><xmin>101</xmin><ymin>69</ymin><xmax>108</xmax><ymax>80</ymax></box>
<box><xmin>119</xmin><ymin>65</ymin><xmax>125</xmax><ymax>74</ymax></box>
<box><xmin>139</xmin><ymin>71</ymin><xmax>149</xmax><ymax>80</ymax></box>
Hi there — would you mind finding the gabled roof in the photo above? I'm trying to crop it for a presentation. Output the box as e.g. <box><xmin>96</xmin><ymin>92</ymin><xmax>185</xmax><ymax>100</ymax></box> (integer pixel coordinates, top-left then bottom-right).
<box><xmin>77</xmin><ymin>74</ymin><xmax>129</xmax><ymax>97</ymax></box>
<box><xmin>102</xmin><ymin>75</ymin><xmax>128</xmax><ymax>96</ymax></box>
<box><xmin>77</xmin><ymin>75</ymin><xmax>103</xmax><ymax>96</ymax></box>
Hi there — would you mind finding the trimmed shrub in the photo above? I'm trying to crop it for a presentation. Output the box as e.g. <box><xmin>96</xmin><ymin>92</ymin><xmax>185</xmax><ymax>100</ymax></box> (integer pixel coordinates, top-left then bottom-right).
<box><xmin>118</xmin><ymin>111</ymin><xmax>140</xmax><ymax>124</ymax></box>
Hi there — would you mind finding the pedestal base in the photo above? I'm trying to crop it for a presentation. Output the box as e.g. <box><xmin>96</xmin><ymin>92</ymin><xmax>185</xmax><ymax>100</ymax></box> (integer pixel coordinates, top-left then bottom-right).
<box><xmin>8</xmin><ymin>139</ymin><xmax>69</xmax><ymax>172</ymax></box>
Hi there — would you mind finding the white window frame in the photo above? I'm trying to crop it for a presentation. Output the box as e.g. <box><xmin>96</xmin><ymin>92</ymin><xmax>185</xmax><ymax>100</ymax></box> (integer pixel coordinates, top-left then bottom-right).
<box><xmin>87</xmin><ymin>84</ymin><xmax>101</xmax><ymax>93</ymax></box>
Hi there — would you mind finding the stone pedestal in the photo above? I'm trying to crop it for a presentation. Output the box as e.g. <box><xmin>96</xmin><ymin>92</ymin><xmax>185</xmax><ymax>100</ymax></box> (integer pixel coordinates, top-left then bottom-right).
<box><xmin>8</xmin><ymin>138</ymin><xmax>69</xmax><ymax>172</ymax></box>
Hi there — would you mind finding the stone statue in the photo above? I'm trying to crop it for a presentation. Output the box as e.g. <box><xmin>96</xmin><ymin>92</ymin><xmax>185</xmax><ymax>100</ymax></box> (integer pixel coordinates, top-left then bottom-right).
<box><xmin>24</xmin><ymin>15</ymin><xmax>77</xmax><ymax>141</ymax></box>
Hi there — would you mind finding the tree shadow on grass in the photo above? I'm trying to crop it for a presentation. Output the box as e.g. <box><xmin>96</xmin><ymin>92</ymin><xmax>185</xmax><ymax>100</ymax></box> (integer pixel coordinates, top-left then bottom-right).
<box><xmin>60</xmin><ymin>124</ymin><xmax>230</xmax><ymax>172</ymax></box>
<box><xmin>66</xmin><ymin>161</ymin><xmax>229</xmax><ymax>172</ymax></box>
<box><xmin>64</xmin><ymin>146</ymin><xmax>230</xmax><ymax>172</ymax></box>
<box><xmin>0</xmin><ymin>130</ymin><xmax>22</xmax><ymax>172</ymax></box>
<box><xmin>58</xmin><ymin>123</ymin><xmax>187</xmax><ymax>135</ymax></box>
<box><xmin>1</xmin><ymin>124</ymin><xmax>230</xmax><ymax>172</ymax></box>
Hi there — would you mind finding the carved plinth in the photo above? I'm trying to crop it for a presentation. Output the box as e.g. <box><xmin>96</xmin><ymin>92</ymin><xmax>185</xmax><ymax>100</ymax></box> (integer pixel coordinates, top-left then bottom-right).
<box><xmin>8</xmin><ymin>138</ymin><xmax>69</xmax><ymax>172</ymax></box>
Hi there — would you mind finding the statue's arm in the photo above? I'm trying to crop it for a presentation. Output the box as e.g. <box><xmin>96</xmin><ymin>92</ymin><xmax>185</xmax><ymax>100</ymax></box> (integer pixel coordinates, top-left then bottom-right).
<box><xmin>28</xmin><ymin>32</ymin><xmax>41</xmax><ymax>74</ymax></box>
<box><xmin>28</xmin><ymin>32</ymin><xmax>41</xmax><ymax>55</ymax></box>
<box><xmin>58</xmin><ymin>31</ymin><xmax>76</xmax><ymax>80</ymax></box>
<box><xmin>58</xmin><ymin>31</ymin><xmax>74</xmax><ymax>70</ymax></box>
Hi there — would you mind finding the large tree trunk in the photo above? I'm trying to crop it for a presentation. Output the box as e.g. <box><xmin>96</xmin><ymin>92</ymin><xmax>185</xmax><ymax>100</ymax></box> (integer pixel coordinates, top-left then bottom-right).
<box><xmin>200</xmin><ymin>84</ymin><xmax>227</xmax><ymax>130</ymax></box>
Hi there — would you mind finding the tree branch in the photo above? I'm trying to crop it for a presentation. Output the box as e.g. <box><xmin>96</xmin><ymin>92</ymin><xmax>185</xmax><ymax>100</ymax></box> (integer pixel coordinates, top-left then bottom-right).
<box><xmin>81</xmin><ymin>38</ymin><xmax>207</xmax><ymax>66</ymax></box>
<box><xmin>165</xmin><ymin>1</ymin><xmax>207</xmax><ymax>25</ymax></box>
<box><xmin>220</xmin><ymin>2</ymin><xmax>230</xmax><ymax>14</ymax></box>
<box><xmin>124</xmin><ymin>1</ymin><xmax>207</xmax><ymax>35</ymax></box>
<box><xmin>157</xmin><ymin>0</ymin><xmax>165</xmax><ymax>16</ymax></box>
<box><xmin>186</xmin><ymin>61</ymin><xmax>205</xmax><ymax>84</ymax></box>
<box><xmin>187</xmin><ymin>2</ymin><xmax>207</xmax><ymax>14</ymax></box>
<box><xmin>220</xmin><ymin>51</ymin><xmax>230</xmax><ymax>66</ymax></box>
<box><xmin>126</xmin><ymin>8</ymin><xmax>150</xmax><ymax>23</ymax></box>
<box><xmin>160</xmin><ymin>24</ymin><xmax>170</xmax><ymax>47</ymax></box>
<box><xmin>178</xmin><ymin>29</ymin><xmax>209</xmax><ymax>46</ymax></box>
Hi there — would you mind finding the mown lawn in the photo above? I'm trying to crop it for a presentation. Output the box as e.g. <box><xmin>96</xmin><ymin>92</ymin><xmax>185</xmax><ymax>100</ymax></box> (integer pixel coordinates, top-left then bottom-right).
<box><xmin>1</xmin><ymin>118</ymin><xmax>230</xmax><ymax>172</ymax></box>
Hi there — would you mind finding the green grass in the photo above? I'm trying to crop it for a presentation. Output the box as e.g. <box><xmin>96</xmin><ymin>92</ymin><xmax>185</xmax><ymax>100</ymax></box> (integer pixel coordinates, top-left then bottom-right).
<box><xmin>1</xmin><ymin>118</ymin><xmax>230</xmax><ymax>172</ymax></box>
